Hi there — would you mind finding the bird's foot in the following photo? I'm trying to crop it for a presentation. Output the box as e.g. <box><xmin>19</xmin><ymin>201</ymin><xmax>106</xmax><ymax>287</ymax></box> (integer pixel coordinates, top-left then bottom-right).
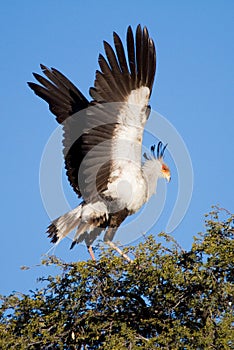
<box><xmin>105</xmin><ymin>241</ymin><xmax>133</xmax><ymax>263</ymax></box>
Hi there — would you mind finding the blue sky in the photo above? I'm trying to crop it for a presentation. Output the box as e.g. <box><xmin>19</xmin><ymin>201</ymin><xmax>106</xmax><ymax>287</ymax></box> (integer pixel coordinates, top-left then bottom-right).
<box><xmin>1</xmin><ymin>1</ymin><xmax>233</xmax><ymax>295</ymax></box>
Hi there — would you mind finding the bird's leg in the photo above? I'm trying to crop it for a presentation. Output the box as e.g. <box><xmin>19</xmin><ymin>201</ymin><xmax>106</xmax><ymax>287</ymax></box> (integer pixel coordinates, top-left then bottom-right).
<box><xmin>106</xmin><ymin>241</ymin><xmax>133</xmax><ymax>263</ymax></box>
<box><xmin>87</xmin><ymin>245</ymin><xmax>96</xmax><ymax>261</ymax></box>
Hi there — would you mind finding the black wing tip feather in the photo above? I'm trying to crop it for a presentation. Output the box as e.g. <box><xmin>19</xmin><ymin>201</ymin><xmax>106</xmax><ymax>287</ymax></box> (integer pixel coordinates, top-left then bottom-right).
<box><xmin>127</xmin><ymin>25</ymin><xmax>134</xmax><ymax>34</ymax></box>
<box><xmin>28</xmin><ymin>63</ymin><xmax>89</xmax><ymax>125</ymax></box>
<box><xmin>40</xmin><ymin>64</ymin><xmax>56</xmax><ymax>74</ymax></box>
<box><xmin>143</xmin><ymin>25</ymin><xmax>149</xmax><ymax>35</ymax></box>
<box><xmin>32</xmin><ymin>72</ymin><xmax>42</xmax><ymax>80</ymax></box>
<box><xmin>27</xmin><ymin>64</ymin><xmax>47</xmax><ymax>88</ymax></box>
<box><xmin>27</xmin><ymin>81</ymin><xmax>36</xmax><ymax>89</ymax></box>
<box><xmin>93</xmin><ymin>24</ymin><xmax>156</xmax><ymax>102</ymax></box>
<box><xmin>128</xmin><ymin>24</ymin><xmax>156</xmax><ymax>88</ymax></box>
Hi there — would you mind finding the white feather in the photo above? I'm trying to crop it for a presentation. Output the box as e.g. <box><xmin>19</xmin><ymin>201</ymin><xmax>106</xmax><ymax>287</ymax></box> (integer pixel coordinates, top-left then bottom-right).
<box><xmin>53</xmin><ymin>205</ymin><xmax>83</xmax><ymax>243</ymax></box>
<box><xmin>142</xmin><ymin>158</ymin><xmax>162</xmax><ymax>200</ymax></box>
<box><xmin>81</xmin><ymin>201</ymin><xmax>108</xmax><ymax>222</ymax></box>
<box><xmin>103</xmin><ymin>87</ymin><xmax>150</xmax><ymax>213</ymax></box>
<box><xmin>52</xmin><ymin>201</ymin><xmax>108</xmax><ymax>243</ymax></box>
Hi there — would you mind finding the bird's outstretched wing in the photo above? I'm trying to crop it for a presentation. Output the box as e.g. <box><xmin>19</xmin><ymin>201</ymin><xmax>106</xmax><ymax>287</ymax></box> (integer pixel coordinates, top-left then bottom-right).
<box><xmin>28</xmin><ymin>25</ymin><xmax>156</xmax><ymax>202</ymax></box>
<box><xmin>28</xmin><ymin>65</ymin><xmax>90</xmax><ymax>196</ymax></box>
<box><xmin>28</xmin><ymin>65</ymin><xmax>89</xmax><ymax>124</ymax></box>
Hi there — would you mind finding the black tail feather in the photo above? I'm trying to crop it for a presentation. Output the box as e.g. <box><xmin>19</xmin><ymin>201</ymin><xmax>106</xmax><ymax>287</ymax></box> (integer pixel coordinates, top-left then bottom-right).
<box><xmin>47</xmin><ymin>223</ymin><xmax>59</xmax><ymax>244</ymax></box>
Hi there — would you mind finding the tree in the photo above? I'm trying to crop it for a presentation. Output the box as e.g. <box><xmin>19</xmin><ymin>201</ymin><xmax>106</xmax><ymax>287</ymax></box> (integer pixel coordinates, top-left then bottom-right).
<box><xmin>0</xmin><ymin>208</ymin><xmax>233</xmax><ymax>349</ymax></box>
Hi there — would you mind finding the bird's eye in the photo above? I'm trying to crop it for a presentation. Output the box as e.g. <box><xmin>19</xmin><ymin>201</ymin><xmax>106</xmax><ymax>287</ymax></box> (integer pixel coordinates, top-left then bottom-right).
<box><xmin>162</xmin><ymin>164</ymin><xmax>168</xmax><ymax>171</ymax></box>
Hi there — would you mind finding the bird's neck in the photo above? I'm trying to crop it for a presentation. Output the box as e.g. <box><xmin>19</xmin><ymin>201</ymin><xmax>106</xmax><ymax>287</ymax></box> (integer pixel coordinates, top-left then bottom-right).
<box><xmin>142</xmin><ymin>158</ymin><xmax>162</xmax><ymax>199</ymax></box>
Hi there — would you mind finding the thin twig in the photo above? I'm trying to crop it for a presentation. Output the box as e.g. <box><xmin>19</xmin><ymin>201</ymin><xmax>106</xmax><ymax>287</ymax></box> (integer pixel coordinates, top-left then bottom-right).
<box><xmin>214</xmin><ymin>205</ymin><xmax>232</xmax><ymax>216</ymax></box>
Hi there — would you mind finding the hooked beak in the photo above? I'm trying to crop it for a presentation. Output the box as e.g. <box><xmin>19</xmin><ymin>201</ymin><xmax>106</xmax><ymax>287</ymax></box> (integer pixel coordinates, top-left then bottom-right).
<box><xmin>166</xmin><ymin>174</ymin><xmax>171</xmax><ymax>183</ymax></box>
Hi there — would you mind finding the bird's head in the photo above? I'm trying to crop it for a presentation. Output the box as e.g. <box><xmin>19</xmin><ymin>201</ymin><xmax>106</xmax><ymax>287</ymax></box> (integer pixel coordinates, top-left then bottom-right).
<box><xmin>151</xmin><ymin>142</ymin><xmax>171</xmax><ymax>182</ymax></box>
<box><xmin>161</xmin><ymin>162</ymin><xmax>171</xmax><ymax>182</ymax></box>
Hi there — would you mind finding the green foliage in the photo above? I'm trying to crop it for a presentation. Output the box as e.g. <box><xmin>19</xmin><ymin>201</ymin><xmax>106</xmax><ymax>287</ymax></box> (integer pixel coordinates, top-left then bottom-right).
<box><xmin>0</xmin><ymin>208</ymin><xmax>233</xmax><ymax>349</ymax></box>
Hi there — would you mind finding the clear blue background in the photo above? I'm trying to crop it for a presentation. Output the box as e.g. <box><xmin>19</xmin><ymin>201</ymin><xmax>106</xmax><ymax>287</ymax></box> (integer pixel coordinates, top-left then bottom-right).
<box><xmin>1</xmin><ymin>0</ymin><xmax>233</xmax><ymax>295</ymax></box>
